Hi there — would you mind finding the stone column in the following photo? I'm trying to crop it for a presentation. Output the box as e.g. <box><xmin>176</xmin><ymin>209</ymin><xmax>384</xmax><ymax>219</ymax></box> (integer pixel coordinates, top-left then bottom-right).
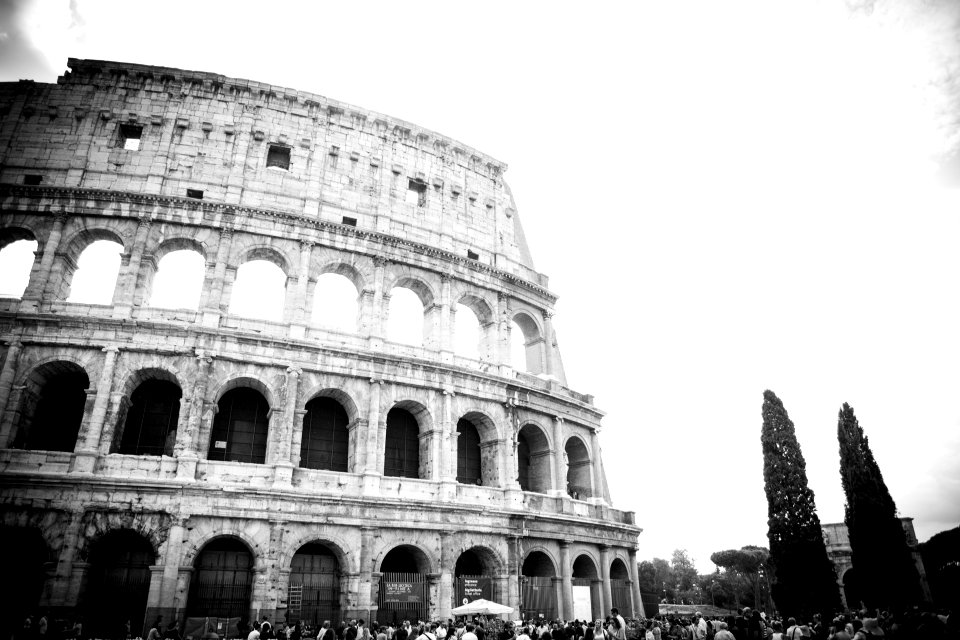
<box><xmin>199</xmin><ymin>228</ymin><xmax>233</xmax><ymax>327</ymax></box>
<box><xmin>289</xmin><ymin>241</ymin><xmax>313</xmax><ymax>338</ymax></box>
<box><xmin>368</xmin><ymin>257</ymin><xmax>387</xmax><ymax>349</ymax></box>
<box><xmin>507</xmin><ymin>535</ymin><xmax>521</xmax><ymax>612</ymax></box>
<box><xmin>590</xmin><ymin>428</ymin><xmax>606</xmax><ymax>504</ymax></box>
<box><xmin>176</xmin><ymin>352</ymin><xmax>213</xmax><ymax>479</ymax></box>
<box><xmin>440</xmin><ymin>387</ymin><xmax>456</xmax><ymax>483</ymax></box>
<box><xmin>363</xmin><ymin>378</ymin><xmax>384</xmax><ymax>495</ymax></box>
<box><xmin>552</xmin><ymin>416</ymin><xmax>566</xmax><ymax>496</ymax></box>
<box><xmin>72</xmin><ymin>346</ymin><xmax>120</xmax><ymax>473</ymax></box>
<box><xmin>559</xmin><ymin>540</ymin><xmax>573</xmax><ymax>620</ymax></box>
<box><xmin>541</xmin><ymin>310</ymin><xmax>555</xmax><ymax>378</ymax></box>
<box><xmin>48</xmin><ymin>510</ymin><xmax>83</xmax><ymax>605</ymax></box>
<box><xmin>112</xmin><ymin>217</ymin><xmax>151</xmax><ymax>317</ymax></box>
<box><xmin>20</xmin><ymin>213</ymin><xmax>67</xmax><ymax>312</ymax></box>
<box><xmin>438</xmin><ymin>531</ymin><xmax>455</xmax><ymax>620</ymax></box>
<box><xmin>0</xmin><ymin>339</ymin><xmax>23</xmax><ymax>427</ymax></box>
<box><xmin>439</xmin><ymin>274</ymin><xmax>452</xmax><ymax>361</ymax></box>
<box><xmin>628</xmin><ymin>548</ymin><xmax>642</xmax><ymax>617</ymax></box>
<box><xmin>599</xmin><ymin>545</ymin><xmax>612</xmax><ymax>616</ymax></box>
<box><xmin>496</xmin><ymin>293</ymin><xmax>513</xmax><ymax>375</ymax></box>
<box><xmin>358</xmin><ymin>526</ymin><xmax>376</xmax><ymax>612</ymax></box>
<box><xmin>273</xmin><ymin>366</ymin><xmax>301</xmax><ymax>488</ymax></box>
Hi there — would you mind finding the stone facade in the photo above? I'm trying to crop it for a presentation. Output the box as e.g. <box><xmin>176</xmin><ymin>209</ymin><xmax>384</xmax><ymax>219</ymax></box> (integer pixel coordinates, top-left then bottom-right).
<box><xmin>0</xmin><ymin>60</ymin><xmax>642</xmax><ymax>632</ymax></box>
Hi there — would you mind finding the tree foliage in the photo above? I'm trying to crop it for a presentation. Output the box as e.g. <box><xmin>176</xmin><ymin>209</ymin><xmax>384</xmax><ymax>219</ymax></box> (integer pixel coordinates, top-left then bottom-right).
<box><xmin>710</xmin><ymin>545</ymin><xmax>771</xmax><ymax>610</ymax></box>
<box><xmin>762</xmin><ymin>390</ymin><xmax>841</xmax><ymax>618</ymax></box>
<box><xmin>838</xmin><ymin>402</ymin><xmax>923</xmax><ymax>610</ymax></box>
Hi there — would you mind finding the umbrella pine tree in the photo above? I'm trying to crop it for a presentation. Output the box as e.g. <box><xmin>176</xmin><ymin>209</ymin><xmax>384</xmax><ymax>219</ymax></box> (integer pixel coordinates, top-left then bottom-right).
<box><xmin>762</xmin><ymin>390</ymin><xmax>841</xmax><ymax>618</ymax></box>
<box><xmin>837</xmin><ymin>402</ymin><xmax>923</xmax><ymax>610</ymax></box>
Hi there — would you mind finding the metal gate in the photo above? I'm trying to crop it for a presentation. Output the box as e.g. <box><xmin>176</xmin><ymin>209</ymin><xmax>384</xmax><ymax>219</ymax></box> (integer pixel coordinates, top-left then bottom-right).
<box><xmin>379</xmin><ymin>572</ymin><xmax>429</xmax><ymax>623</ymax></box>
<box><xmin>521</xmin><ymin>576</ymin><xmax>557</xmax><ymax>620</ymax></box>
<box><xmin>611</xmin><ymin>579</ymin><xmax>632</xmax><ymax>616</ymax></box>
<box><xmin>188</xmin><ymin>540</ymin><xmax>253</xmax><ymax>618</ymax></box>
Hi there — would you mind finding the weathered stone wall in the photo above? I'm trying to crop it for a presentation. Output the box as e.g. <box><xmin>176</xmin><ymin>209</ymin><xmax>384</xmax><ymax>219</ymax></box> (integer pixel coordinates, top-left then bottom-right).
<box><xmin>0</xmin><ymin>60</ymin><xmax>643</xmax><ymax>626</ymax></box>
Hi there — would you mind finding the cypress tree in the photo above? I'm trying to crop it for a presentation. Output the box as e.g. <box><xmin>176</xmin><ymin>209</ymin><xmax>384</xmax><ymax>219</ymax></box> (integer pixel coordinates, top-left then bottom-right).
<box><xmin>762</xmin><ymin>390</ymin><xmax>841</xmax><ymax>619</ymax></box>
<box><xmin>837</xmin><ymin>402</ymin><xmax>923</xmax><ymax>610</ymax></box>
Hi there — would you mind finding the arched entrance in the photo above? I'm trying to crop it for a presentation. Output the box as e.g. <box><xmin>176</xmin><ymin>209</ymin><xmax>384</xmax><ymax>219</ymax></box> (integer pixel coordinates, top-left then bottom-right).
<box><xmin>378</xmin><ymin>545</ymin><xmax>431</xmax><ymax>623</ymax></box>
<box><xmin>187</xmin><ymin>537</ymin><xmax>253</xmax><ymax>618</ymax></box>
<box><xmin>288</xmin><ymin>542</ymin><xmax>341</xmax><ymax>625</ymax></box>
<box><xmin>572</xmin><ymin>555</ymin><xmax>600</xmax><ymax>621</ymax></box>
<box><xmin>13</xmin><ymin>361</ymin><xmax>89</xmax><ymax>452</ymax></box>
<box><xmin>117</xmin><ymin>378</ymin><xmax>182</xmax><ymax>456</ymax></box>
<box><xmin>454</xmin><ymin>547</ymin><xmax>497</xmax><ymax>607</ymax></box>
<box><xmin>209</xmin><ymin>388</ymin><xmax>270</xmax><ymax>464</ymax></box>
<box><xmin>456</xmin><ymin>419</ymin><xmax>482</xmax><ymax>485</ymax></box>
<box><xmin>300</xmin><ymin>397</ymin><xmax>349</xmax><ymax>471</ymax></box>
<box><xmin>610</xmin><ymin>558</ymin><xmax>632</xmax><ymax>617</ymax></box>
<box><xmin>517</xmin><ymin>424</ymin><xmax>551</xmax><ymax>493</ymax></box>
<box><xmin>384</xmin><ymin>408</ymin><xmax>421</xmax><ymax>478</ymax></box>
<box><xmin>84</xmin><ymin>530</ymin><xmax>155</xmax><ymax>639</ymax></box>
<box><xmin>564</xmin><ymin>437</ymin><xmax>592</xmax><ymax>500</ymax></box>
<box><xmin>0</xmin><ymin>527</ymin><xmax>48</xmax><ymax>620</ymax></box>
<box><xmin>521</xmin><ymin>551</ymin><xmax>558</xmax><ymax>620</ymax></box>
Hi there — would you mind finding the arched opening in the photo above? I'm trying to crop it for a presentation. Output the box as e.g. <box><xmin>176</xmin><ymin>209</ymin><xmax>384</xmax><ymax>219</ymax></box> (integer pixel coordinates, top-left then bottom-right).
<box><xmin>610</xmin><ymin>558</ymin><xmax>632</xmax><ymax>617</ymax></box>
<box><xmin>228</xmin><ymin>259</ymin><xmax>286</xmax><ymax>321</ymax></box>
<box><xmin>517</xmin><ymin>424</ymin><xmax>551</xmax><ymax>494</ymax></box>
<box><xmin>300</xmin><ymin>397</ymin><xmax>349</xmax><ymax>472</ymax></box>
<box><xmin>66</xmin><ymin>239</ymin><xmax>123</xmax><ymax>304</ymax></box>
<box><xmin>84</xmin><ymin>529</ymin><xmax>155</xmax><ymax>639</ymax></box>
<box><xmin>572</xmin><ymin>555</ymin><xmax>601</xmax><ymax>621</ymax></box>
<box><xmin>453</xmin><ymin>303</ymin><xmax>482</xmax><ymax>360</ymax></box>
<box><xmin>521</xmin><ymin>551</ymin><xmax>558</xmax><ymax>620</ymax></box>
<box><xmin>511</xmin><ymin>313</ymin><xmax>544</xmax><ymax>374</ymax></box>
<box><xmin>148</xmin><ymin>249</ymin><xmax>205</xmax><ymax>310</ymax></box>
<box><xmin>187</xmin><ymin>537</ymin><xmax>253</xmax><ymax>618</ymax></box>
<box><xmin>208</xmin><ymin>387</ymin><xmax>270</xmax><ymax>464</ymax></box>
<box><xmin>565</xmin><ymin>437</ymin><xmax>593</xmax><ymax>500</ymax></box>
<box><xmin>13</xmin><ymin>361</ymin><xmax>89</xmax><ymax>452</ymax></box>
<box><xmin>455</xmin><ymin>547</ymin><xmax>497</xmax><ymax>606</ymax></box>
<box><xmin>0</xmin><ymin>527</ymin><xmax>48</xmax><ymax>620</ymax></box>
<box><xmin>116</xmin><ymin>379</ymin><xmax>182</xmax><ymax>456</ymax></box>
<box><xmin>843</xmin><ymin>568</ymin><xmax>862</xmax><ymax>611</ymax></box>
<box><xmin>288</xmin><ymin>542</ymin><xmax>342</xmax><ymax>626</ymax></box>
<box><xmin>456</xmin><ymin>418</ymin><xmax>482</xmax><ymax>485</ymax></box>
<box><xmin>311</xmin><ymin>273</ymin><xmax>359</xmax><ymax>332</ymax></box>
<box><xmin>378</xmin><ymin>545</ymin><xmax>431</xmax><ymax>624</ymax></box>
<box><xmin>0</xmin><ymin>238</ymin><xmax>38</xmax><ymax>298</ymax></box>
<box><xmin>386</xmin><ymin>287</ymin><xmax>424</xmax><ymax>346</ymax></box>
<box><xmin>384</xmin><ymin>407</ymin><xmax>420</xmax><ymax>479</ymax></box>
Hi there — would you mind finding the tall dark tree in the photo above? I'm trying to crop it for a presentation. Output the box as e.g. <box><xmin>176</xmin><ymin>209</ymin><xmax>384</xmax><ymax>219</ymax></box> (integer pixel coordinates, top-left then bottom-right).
<box><xmin>761</xmin><ymin>390</ymin><xmax>841</xmax><ymax>619</ymax></box>
<box><xmin>838</xmin><ymin>402</ymin><xmax>923</xmax><ymax>610</ymax></box>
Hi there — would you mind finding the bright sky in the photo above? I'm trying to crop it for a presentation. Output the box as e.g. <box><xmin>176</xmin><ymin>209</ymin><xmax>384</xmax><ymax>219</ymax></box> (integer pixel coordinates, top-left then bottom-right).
<box><xmin>2</xmin><ymin>0</ymin><xmax>960</xmax><ymax>573</ymax></box>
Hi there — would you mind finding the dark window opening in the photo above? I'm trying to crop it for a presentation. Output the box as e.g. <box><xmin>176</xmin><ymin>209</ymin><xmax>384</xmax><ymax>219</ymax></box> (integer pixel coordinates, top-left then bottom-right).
<box><xmin>406</xmin><ymin>179</ymin><xmax>427</xmax><ymax>207</ymax></box>
<box><xmin>456</xmin><ymin>419</ymin><xmax>482</xmax><ymax>485</ymax></box>
<box><xmin>384</xmin><ymin>408</ymin><xmax>420</xmax><ymax>478</ymax></box>
<box><xmin>119</xmin><ymin>124</ymin><xmax>143</xmax><ymax>151</ymax></box>
<box><xmin>186</xmin><ymin>188</ymin><xmax>204</xmax><ymax>199</ymax></box>
<box><xmin>267</xmin><ymin>144</ymin><xmax>291</xmax><ymax>170</ymax></box>
<box><xmin>342</xmin><ymin>216</ymin><xmax>357</xmax><ymax>227</ymax></box>
<box><xmin>14</xmin><ymin>369</ymin><xmax>88</xmax><ymax>453</ymax></box>
<box><xmin>300</xmin><ymin>397</ymin><xmax>349</xmax><ymax>472</ymax></box>
<box><xmin>208</xmin><ymin>388</ymin><xmax>270</xmax><ymax>464</ymax></box>
<box><xmin>187</xmin><ymin>538</ymin><xmax>252</xmax><ymax>618</ymax></box>
<box><xmin>85</xmin><ymin>530</ymin><xmax>155</xmax><ymax>639</ymax></box>
<box><xmin>23</xmin><ymin>175</ymin><xmax>43</xmax><ymax>186</ymax></box>
<box><xmin>117</xmin><ymin>380</ymin><xmax>182</xmax><ymax>456</ymax></box>
<box><xmin>467</xmin><ymin>250</ymin><xmax>479</xmax><ymax>260</ymax></box>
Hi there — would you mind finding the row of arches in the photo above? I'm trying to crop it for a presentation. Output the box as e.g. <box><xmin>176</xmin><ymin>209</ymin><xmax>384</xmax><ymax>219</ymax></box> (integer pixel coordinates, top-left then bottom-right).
<box><xmin>0</xmin><ymin>233</ymin><xmax>548</xmax><ymax>373</ymax></box>
<box><xmin>8</xmin><ymin>360</ymin><xmax>597</xmax><ymax>498</ymax></box>
<box><xmin>4</xmin><ymin>524</ymin><xmax>635</xmax><ymax>629</ymax></box>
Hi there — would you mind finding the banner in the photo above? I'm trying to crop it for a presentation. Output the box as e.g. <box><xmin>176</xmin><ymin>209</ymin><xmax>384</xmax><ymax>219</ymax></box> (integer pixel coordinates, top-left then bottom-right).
<box><xmin>457</xmin><ymin>576</ymin><xmax>492</xmax><ymax>603</ymax></box>
<box><xmin>572</xmin><ymin>585</ymin><xmax>592</xmax><ymax>622</ymax></box>
<box><xmin>383</xmin><ymin>581</ymin><xmax>422</xmax><ymax>603</ymax></box>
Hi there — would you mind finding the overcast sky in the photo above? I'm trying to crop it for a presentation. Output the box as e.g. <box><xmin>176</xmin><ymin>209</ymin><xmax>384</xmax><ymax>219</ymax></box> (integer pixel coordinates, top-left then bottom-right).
<box><xmin>2</xmin><ymin>0</ymin><xmax>960</xmax><ymax>573</ymax></box>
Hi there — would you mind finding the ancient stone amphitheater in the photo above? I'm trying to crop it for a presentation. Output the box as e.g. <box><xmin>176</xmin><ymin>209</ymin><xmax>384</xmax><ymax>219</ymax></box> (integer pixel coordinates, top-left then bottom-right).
<box><xmin>0</xmin><ymin>59</ymin><xmax>641</xmax><ymax>634</ymax></box>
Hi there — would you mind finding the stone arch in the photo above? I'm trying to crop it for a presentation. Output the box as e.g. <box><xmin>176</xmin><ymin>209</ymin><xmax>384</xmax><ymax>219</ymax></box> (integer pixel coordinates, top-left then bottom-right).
<box><xmin>76</xmin><ymin>511</ymin><xmax>170</xmax><ymax>561</ymax></box>
<box><xmin>143</xmin><ymin>237</ymin><xmax>209</xmax><ymax>309</ymax></box>
<box><xmin>181</xmin><ymin>530</ymin><xmax>260</xmax><ymax>569</ymax></box>
<box><xmin>0</xmin><ymin>508</ymin><xmax>68</xmax><ymax>562</ymax></box>
<box><xmin>111</xmin><ymin>367</ymin><xmax>184</xmax><ymax>457</ymax></box>
<box><xmin>522</xmin><ymin>547</ymin><xmax>559</xmax><ymax>577</ymax></box>
<box><xmin>237</xmin><ymin>244</ymin><xmax>292</xmax><ymax>275</ymax></box>
<box><xmin>572</xmin><ymin>552</ymin><xmax>600</xmax><ymax>578</ymax></box>
<box><xmin>0</xmin><ymin>227</ymin><xmax>39</xmax><ymax>300</ymax></box>
<box><xmin>208</xmin><ymin>379</ymin><xmax>272</xmax><ymax>465</ymax></box>
<box><xmin>517</xmin><ymin>421</ymin><xmax>553</xmax><ymax>494</ymax></box>
<box><xmin>456</xmin><ymin>293</ymin><xmax>495</xmax><ymax>326</ymax></box>
<box><xmin>375</xmin><ymin>542</ymin><xmax>436</xmax><ymax>574</ymax></box>
<box><xmin>311</xmin><ymin>265</ymin><xmax>362</xmax><ymax>332</ymax></box>
<box><xmin>117</xmin><ymin>366</ymin><xmax>184</xmax><ymax>399</ymax></box>
<box><xmin>153</xmin><ymin>236</ymin><xmax>210</xmax><ymax>263</ymax></box>
<box><xmin>59</xmin><ymin>228</ymin><xmax>126</xmax><ymax>303</ymax></box>
<box><xmin>209</xmin><ymin>374</ymin><xmax>277</xmax><ymax>408</ymax></box>
<box><xmin>565</xmin><ymin>434</ymin><xmax>594</xmax><ymax>500</ymax></box>
<box><xmin>511</xmin><ymin>310</ymin><xmax>546</xmax><ymax>375</ymax></box>
<box><xmin>300</xmin><ymin>387</ymin><xmax>361</xmax><ymax>424</ymax></box>
<box><xmin>278</xmin><ymin>531</ymin><xmax>353</xmax><ymax>573</ymax></box>
<box><xmin>454</xmin><ymin>543</ymin><xmax>506</xmax><ymax>576</ymax></box>
<box><xmin>610</xmin><ymin>557</ymin><xmax>629</xmax><ymax>579</ymax></box>
<box><xmin>457</xmin><ymin>409</ymin><xmax>501</xmax><ymax>487</ymax></box>
<box><xmin>384</xmin><ymin>399</ymin><xmax>434</xmax><ymax>479</ymax></box>
<box><xmin>0</xmin><ymin>223</ymin><xmax>39</xmax><ymax>250</ymax></box>
<box><xmin>385</xmin><ymin>273</ymin><xmax>436</xmax><ymax>309</ymax></box>
<box><xmin>11</xmin><ymin>359</ymin><xmax>90</xmax><ymax>452</ymax></box>
<box><xmin>387</xmin><ymin>398</ymin><xmax>435</xmax><ymax>434</ymax></box>
<box><xmin>185</xmin><ymin>533</ymin><xmax>257</xmax><ymax>619</ymax></box>
<box><xmin>315</xmin><ymin>260</ymin><xmax>368</xmax><ymax>292</ymax></box>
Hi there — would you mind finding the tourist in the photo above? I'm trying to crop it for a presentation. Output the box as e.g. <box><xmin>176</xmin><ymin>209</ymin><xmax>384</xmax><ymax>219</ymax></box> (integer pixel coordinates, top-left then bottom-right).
<box><xmin>148</xmin><ymin>618</ymin><xmax>163</xmax><ymax>640</ymax></box>
<box><xmin>712</xmin><ymin>623</ymin><xmax>734</xmax><ymax>640</ymax></box>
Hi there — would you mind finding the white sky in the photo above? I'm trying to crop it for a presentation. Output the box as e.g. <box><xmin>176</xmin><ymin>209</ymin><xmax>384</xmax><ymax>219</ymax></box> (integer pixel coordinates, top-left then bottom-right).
<box><xmin>2</xmin><ymin>0</ymin><xmax>960</xmax><ymax>572</ymax></box>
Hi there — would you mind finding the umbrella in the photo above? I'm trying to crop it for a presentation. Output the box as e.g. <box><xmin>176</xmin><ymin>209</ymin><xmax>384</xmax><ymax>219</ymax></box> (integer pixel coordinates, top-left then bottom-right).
<box><xmin>450</xmin><ymin>598</ymin><xmax>514</xmax><ymax>616</ymax></box>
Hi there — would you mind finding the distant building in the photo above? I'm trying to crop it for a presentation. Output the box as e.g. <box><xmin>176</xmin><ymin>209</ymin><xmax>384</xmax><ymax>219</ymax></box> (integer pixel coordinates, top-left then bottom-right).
<box><xmin>822</xmin><ymin>517</ymin><xmax>932</xmax><ymax>608</ymax></box>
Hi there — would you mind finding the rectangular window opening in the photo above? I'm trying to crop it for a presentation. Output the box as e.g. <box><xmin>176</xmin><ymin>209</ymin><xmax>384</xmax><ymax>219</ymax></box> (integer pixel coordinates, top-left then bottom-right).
<box><xmin>267</xmin><ymin>144</ymin><xmax>291</xmax><ymax>170</ymax></box>
<box><xmin>186</xmin><ymin>188</ymin><xmax>204</xmax><ymax>199</ymax></box>
<box><xmin>467</xmin><ymin>250</ymin><xmax>480</xmax><ymax>261</ymax></box>
<box><xmin>23</xmin><ymin>174</ymin><xmax>43</xmax><ymax>186</ymax></box>
<box><xmin>342</xmin><ymin>216</ymin><xmax>357</xmax><ymax>227</ymax></box>
<box><xmin>119</xmin><ymin>123</ymin><xmax>143</xmax><ymax>151</ymax></box>
<box><xmin>406</xmin><ymin>179</ymin><xmax>427</xmax><ymax>207</ymax></box>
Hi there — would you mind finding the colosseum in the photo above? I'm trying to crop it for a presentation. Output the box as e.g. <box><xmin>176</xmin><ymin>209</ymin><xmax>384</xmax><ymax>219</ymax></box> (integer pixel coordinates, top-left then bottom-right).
<box><xmin>0</xmin><ymin>59</ymin><xmax>642</xmax><ymax>635</ymax></box>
